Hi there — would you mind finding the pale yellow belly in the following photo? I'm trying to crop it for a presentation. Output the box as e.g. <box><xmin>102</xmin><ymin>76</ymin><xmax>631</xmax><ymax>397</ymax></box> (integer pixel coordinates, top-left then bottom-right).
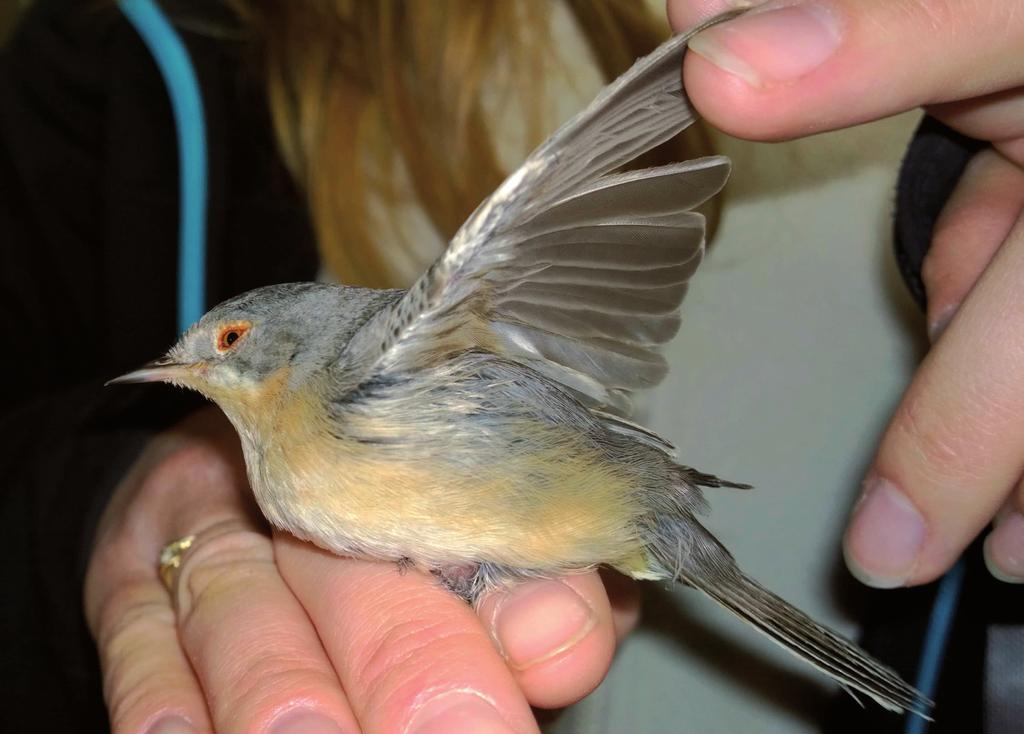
<box><xmin>257</xmin><ymin>425</ymin><xmax>648</xmax><ymax>573</ymax></box>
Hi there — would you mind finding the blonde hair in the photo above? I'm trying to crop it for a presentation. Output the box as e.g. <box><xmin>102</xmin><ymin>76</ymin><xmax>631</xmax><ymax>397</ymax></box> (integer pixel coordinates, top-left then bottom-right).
<box><xmin>231</xmin><ymin>1</ymin><xmax>715</xmax><ymax>287</ymax></box>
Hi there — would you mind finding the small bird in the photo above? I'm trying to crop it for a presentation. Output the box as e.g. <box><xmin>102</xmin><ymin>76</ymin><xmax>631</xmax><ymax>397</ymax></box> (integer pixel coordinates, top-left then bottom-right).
<box><xmin>112</xmin><ymin>12</ymin><xmax>929</xmax><ymax>715</ymax></box>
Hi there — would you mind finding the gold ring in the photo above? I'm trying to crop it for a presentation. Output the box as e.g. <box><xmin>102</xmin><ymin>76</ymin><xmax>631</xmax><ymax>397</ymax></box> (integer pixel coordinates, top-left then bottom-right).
<box><xmin>159</xmin><ymin>535</ymin><xmax>196</xmax><ymax>590</ymax></box>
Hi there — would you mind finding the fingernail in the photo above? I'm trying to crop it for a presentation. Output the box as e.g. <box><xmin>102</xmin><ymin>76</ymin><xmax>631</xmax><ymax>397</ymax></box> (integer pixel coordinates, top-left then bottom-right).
<box><xmin>406</xmin><ymin>693</ymin><xmax>514</xmax><ymax>734</ymax></box>
<box><xmin>984</xmin><ymin>510</ymin><xmax>1024</xmax><ymax>583</ymax></box>
<box><xmin>844</xmin><ymin>477</ymin><xmax>925</xmax><ymax>588</ymax></box>
<box><xmin>146</xmin><ymin>717</ymin><xmax>197</xmax><ymax>734</ymax></box>
<box><xmin>491</xmin><ymin>580</ymin><xmax>596</xmax><ymax>670</ymax></box>
<box><xmin>269</xmin><ymin>710</ymin><xmax>344</xmax><ymax>734</ymax></box>
<box><xmin>689</xmin><ymin>3</ymin><xmax>842</xmax><ymax>87</ymax></box>
<box><xmin>928</xmin><ymin>305</ymin><xmax>958</xmax><ymax>343</ymax></box>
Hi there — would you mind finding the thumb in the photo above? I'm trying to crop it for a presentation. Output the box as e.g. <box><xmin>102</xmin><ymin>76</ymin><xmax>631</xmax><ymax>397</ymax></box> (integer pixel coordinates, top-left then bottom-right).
<box><xmin>671</xmin><ymin>0</ymin><xmax>1024</xmax><ymax>141</ymax></box>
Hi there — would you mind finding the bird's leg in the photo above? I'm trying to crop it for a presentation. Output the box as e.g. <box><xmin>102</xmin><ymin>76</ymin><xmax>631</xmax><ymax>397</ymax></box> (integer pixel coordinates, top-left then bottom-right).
<box><xmin>395</xmin><ymin>556</ymin><xmax>415</xmax><ymax>576</ymax></box>
<box><xmin>432</xmin><ymin>564</ymin><xmax>482</xmax><ymax>603</ymax></box>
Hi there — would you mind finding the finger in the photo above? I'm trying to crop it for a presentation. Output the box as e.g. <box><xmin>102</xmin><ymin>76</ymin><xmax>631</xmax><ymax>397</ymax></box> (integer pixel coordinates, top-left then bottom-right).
<box><xmin>930</xmin><ymin>88</ymin><xmax>1024</xmax><ymax>150</ymax></box>
<box><xmin>85</xmin><ymin>572</ymin><xmax>212</xmax><ymax>734</ymax></box>
<box><xmin>666</xmin><ymin>0</ymin><xmax>737</xmax><ymax>29</ymax></box>
<box><xmin>476</xmin><ymin>572</ymin><xmax>616</xmax><ymax>708</ymax></box>
<box><xmin>844</xmin><ymin>210</ymin><xmax>1024</xmax><ymax>587</ymax></box>
<box><xmin>998</xmin><ymin>136</ymin><xmax>1024</xmax><ymax>169</ymax></box>
<box><xmin>922</xmin><ymin>148</ymin><xmax>1024</xmax><ymax>339</ymax></box>
<box><xmin>599</xmin><ymin>568</ymin><xmax>642</xmax><ymax>641</ymax></box>
<box><xmin>674</xmin><ymin>0</ymin><xmax>1024</xmax><ymax>140</ymax></box>
<box><xmin>276</xmin><ymin>535</ymin><xmax>540</xmax><ymax>734</ymax></box>
<box><xmin>83</xmin><ymin>432</ymin><xmax>243</xmax><ymax>734</ymax></box>
<box><xmin>983</xmin><ymin>494</ymin><xmax>1024</xmax><ymax>583</ymax></box>
<box><xmin>174</xmin><ymin>521</ymin><xmax>359</xmax><ymax>734</ymax></box>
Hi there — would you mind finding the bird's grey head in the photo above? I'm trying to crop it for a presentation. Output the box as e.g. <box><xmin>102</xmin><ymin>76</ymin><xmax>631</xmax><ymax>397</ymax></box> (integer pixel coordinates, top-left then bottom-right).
<box><xmin>109</xmin><ymin>283</ymin><xmax>401</xmax><ymax>412</ymax></box>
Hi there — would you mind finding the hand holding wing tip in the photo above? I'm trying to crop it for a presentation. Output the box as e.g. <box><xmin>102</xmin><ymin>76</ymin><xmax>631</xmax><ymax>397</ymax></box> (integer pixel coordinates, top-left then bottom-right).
<box><xmin>109</xmin><ymin>10</ymin><xmax>930</xmax><ymax>716</ymax></box>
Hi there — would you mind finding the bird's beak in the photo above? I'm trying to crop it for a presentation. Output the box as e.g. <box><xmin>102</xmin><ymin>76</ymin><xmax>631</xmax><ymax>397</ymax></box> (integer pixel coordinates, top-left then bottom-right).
<box><xmin>105</xmin><ymin>358</ymin><xmax>195</xmax><ymax>386</ymax></box>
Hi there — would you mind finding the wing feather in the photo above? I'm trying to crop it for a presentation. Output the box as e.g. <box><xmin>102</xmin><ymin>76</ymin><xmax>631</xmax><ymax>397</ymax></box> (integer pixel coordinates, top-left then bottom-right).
<box><xmin>524</xmin><ymin>159</ymin><xmax>734</xmax><ymax>231</ymax></box>
<box><xmin>343</xmin><ymin>11</ymin><xmax>743</xmax><ymax>415</ymax></box>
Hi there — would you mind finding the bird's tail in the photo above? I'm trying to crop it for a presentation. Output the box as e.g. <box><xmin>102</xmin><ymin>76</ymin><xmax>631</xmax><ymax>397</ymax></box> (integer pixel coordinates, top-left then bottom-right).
<box><xmin>646</xmin><ymin>517</ymin><xmax>932</xmax><ymax>716</ymax></box>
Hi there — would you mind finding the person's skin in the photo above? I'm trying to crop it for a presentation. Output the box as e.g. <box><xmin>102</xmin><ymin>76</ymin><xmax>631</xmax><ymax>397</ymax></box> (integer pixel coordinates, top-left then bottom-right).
<box><xmin>669</xmin><ymin>0</ymin><xmax>1024</xmax><ymax>587</ymax></box>
<box><xmin>84</xmin><ymin>407</ymin><xmax>640</xmax><ymax>733</ymax></box>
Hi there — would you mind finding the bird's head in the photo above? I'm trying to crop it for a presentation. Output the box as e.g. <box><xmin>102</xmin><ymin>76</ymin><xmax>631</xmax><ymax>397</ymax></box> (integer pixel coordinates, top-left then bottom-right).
<box><xmin>108</xmin><ymin>283</ymin><xmax>396</xmax><ymax>425</ymax></box>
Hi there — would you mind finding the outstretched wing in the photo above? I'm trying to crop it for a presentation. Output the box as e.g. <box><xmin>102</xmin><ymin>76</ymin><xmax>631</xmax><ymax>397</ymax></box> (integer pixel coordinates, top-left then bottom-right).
<box><xmin>344</xmin><ymin>12</ymin><xmax>739</xmax><ymax>416</ymax></box>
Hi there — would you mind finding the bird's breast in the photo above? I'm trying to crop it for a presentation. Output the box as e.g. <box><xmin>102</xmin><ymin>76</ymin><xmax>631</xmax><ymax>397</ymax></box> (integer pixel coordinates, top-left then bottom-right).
<box><xmin>246</xmin><ymin>380</ymin><xmax>647</xmax><ymax>573</ymax></box>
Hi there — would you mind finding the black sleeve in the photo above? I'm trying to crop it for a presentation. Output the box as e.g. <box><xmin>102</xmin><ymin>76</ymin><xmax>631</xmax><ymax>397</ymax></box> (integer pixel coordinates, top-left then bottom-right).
<box><xmin>0</xmin><ymin>2</ymin><xmax>317</xmax><ymax>730</ymax></box>
<box><xmin>0</xmin><ymin>5</ymin><xmax>202</xmax><ymax>731</ymax></box>
<box><xmin>891</xmin><ymin>116</ymin><xmax>987</xmax><ymax>310</ymax></box>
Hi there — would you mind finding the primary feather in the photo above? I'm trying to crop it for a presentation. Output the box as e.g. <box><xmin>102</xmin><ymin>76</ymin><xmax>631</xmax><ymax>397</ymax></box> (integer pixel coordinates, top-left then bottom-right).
<box><xmin>344</xmin><ymin>15</ymin><xmax>736</xmax><ymax>416</ymax></box>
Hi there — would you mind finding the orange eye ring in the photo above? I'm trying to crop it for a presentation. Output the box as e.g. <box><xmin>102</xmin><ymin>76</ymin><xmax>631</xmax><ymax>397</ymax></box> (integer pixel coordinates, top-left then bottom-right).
<box><xmin>215</xmin><ymin>322</ymin><xmax>251</xmax><ymax>353</ymax></box>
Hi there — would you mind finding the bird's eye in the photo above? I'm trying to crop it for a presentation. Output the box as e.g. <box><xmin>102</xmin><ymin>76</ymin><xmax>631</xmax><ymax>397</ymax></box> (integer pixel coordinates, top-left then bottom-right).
<box><xmin>215</xmin><ymin>322</ymin><xmax>251</xmax><ymax>353</ymax></box>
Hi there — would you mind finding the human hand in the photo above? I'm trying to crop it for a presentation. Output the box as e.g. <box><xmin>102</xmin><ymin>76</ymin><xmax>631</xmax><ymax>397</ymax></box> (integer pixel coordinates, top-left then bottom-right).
<box><xmin>84</xmin><ymin>407</ymin><xmax>638</xmax><ymax>733</ymax></box>
<box><xmin>669</xmin><ymin>0</ymin><xmax>1024</xmax><ymax>586</ymax></box>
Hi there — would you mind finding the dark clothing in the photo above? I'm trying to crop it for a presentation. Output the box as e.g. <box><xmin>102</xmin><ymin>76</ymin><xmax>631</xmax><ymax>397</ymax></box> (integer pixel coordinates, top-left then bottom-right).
<box><xmin>0</xmin><ymin>1</ymin><xmax>316</xmax><ymax>730</ymax></box>
<box><xmin>893</xmin><ymin>117</ymin><xmax>988</xmax><ymax>311</ymax></box>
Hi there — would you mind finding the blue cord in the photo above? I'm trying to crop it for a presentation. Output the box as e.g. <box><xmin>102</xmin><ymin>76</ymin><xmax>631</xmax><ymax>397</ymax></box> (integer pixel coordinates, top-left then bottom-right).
<box><xmin>118</xmin><ymin>0</ymin><xmax>208</xmax><ymax>334</ymax></box>
<box><xmin>904</xmin><ymin>557</ymin><xmax>966</xmax><ymax>733</ymax></box>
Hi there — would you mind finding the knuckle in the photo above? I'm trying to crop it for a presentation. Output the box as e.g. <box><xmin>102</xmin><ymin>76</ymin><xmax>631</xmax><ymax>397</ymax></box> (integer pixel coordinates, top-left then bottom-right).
<box><xmin>95</xmin><ymin>586</ymin><xmax>179</xmax><ymax>729</ymax></box>
<box><xmin>881</xmin><ymin>0</ymin><xmax>960</xmax><ymax>48</ymax></box>
<box><xmin>107</xmin><ymin>682</ymin><xmax>193</xmax><ymax>734</ymax></box>
<box><xmin>105</xmin><ymin>678</ymin><xmax>158</xmax><ymax>734</ymax></box>
<box><xmin>891</xmin><ymin>389</ymin><xmax>986</xmax><ymax>482</ymax></box>
<box><xmin>903</xmin><ymin>0</ymin><xmax>955</xmax><ymax>33</ymax></box>
<box><xmin>214</xmin><ymin>651</ymin><xmax>339</xmax><ymax>722</ymax></box>
<box><xmin>95</xmin><ymin>581</ymin><xmax>173</xmax><ymax>659</ymax></box>
<box><xmin>176</xmin><ymin>524</ymin><xmax>273</xmax><ymax>620</ymax></box>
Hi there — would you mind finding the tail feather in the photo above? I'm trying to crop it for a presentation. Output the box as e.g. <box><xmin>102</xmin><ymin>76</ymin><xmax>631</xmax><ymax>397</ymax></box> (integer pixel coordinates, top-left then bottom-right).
<box><xmin>683</xmin><ymin>468</ymin><xmax>753</xmax><ymax>490</ymax></box>
<box><xmin>680</xmin><ymin>568</ymin><xmax>929</xmax><ymax>713</ymax></box>
<box><xmin>649</xmin><ymin>518</ymin><xmax>932</xmax><ymax>716</ymax></box>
